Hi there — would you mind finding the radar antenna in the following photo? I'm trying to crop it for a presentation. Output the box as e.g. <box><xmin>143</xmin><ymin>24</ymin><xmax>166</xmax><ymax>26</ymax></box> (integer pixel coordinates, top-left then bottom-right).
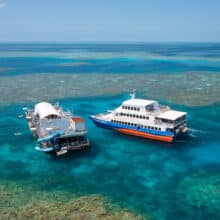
<box><xmin>130</xmin><ymin>89</ymin><xmax>136</xmax><ymax>99</ymax></box>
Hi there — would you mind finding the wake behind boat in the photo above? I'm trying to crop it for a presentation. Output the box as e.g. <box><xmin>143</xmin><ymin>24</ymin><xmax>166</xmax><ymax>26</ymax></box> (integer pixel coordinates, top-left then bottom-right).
<box><xmin>24</xmin><ymin>102</ymin><xmax>89</xmax><ymax>156</ymax></box>
<box><xmin>90</xmin><ymin>91</ymin><xmax>188</xmax><ymax>142</ymax></box>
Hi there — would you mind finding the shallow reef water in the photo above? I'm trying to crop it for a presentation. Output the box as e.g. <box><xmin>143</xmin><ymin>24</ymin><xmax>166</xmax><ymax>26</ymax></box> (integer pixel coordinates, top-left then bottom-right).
<box><xmin>0</xmin><ymin>43</ymin><xmax>220</xmax><ymax>219</ymax></box>
<box><xmin>0</xmin><ymin>72</ymin><xmax>220</xmax><ymax>106</ymax></box>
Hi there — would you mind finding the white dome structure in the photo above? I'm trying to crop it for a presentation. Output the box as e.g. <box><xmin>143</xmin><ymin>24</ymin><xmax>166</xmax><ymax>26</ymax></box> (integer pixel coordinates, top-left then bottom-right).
<box><xmin>34</xmin><ymin>102</ymin><xmax>60</xmax><ymax>119</ymax></box>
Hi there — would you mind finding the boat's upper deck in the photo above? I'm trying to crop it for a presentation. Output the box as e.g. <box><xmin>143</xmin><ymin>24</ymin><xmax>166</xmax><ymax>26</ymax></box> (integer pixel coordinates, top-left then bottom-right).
<box><xmin>123</xmin><ymin>99</ymin><xmax>156</xmax><ymax>108</ymax></box>
<box><xmin>120</xmin><ymin>98</ymin><xmax>170</xmax><ymax>116</ymax></box>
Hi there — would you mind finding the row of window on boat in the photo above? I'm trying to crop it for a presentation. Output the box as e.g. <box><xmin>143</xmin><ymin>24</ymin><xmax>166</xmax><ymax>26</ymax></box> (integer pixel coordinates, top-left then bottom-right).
<box><xmin>122</xmin><ymin>105</ymin><xmax>155</xmax><ymax>112</ymax></box>
<box><xmin>111</xmin><ymin>119</ymin><xmax>163</xmax><ymax>131</ymax></box>
<box><xmin>115</xmin><ymin>112</ymin><xmax>149</xmax><ymax>120</ymax></box>
<box><xmin>122</xmin><ymin>105</ymin><xmax>140</xmax><ymax>111</ymax></box>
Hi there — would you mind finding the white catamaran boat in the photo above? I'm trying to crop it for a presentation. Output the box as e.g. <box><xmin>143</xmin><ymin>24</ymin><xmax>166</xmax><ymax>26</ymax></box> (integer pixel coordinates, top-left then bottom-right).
<box><xmin>24</xmin><ymin>102</ymin><xmax>89</xmax><ymax>155</ymax></box>
<box><xmin>90</xmin><ymin>91</ymin><xmax>188</xmax><ymax>142</ymax></box>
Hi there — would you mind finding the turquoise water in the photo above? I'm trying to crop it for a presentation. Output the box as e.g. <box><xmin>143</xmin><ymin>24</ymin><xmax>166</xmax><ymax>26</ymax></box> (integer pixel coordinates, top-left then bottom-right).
<box><xmin>0</xmin><ymin>43</ymin><xmax>220</xmax><ymax>219</ymax></box>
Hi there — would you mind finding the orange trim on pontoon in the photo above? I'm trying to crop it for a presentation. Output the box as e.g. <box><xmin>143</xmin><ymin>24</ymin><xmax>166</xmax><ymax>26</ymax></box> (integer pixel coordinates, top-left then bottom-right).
<box><xmin>116</xmin><ymin>128</ymin><xmax>173</xmax><ymax>142</ymax></box>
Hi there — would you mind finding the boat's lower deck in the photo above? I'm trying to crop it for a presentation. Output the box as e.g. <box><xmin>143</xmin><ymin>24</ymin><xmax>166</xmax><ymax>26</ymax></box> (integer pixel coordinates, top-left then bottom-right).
<box><xmin>90</xmin><ymin>116</ymin><xmax>177</xmax><ymax>142</ymax></box>
<box><xmin>36</xmin><ymin>136</ymin><xmax>90</xmax><ymax>155</ymax></box>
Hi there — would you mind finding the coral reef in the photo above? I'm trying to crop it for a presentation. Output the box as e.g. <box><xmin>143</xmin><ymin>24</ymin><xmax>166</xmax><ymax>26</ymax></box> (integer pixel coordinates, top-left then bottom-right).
<box><xmin>0</xmin><ymin>71</ymin><xmax>220</xmax><ymax>107</ymax></box>
<box><xmin>176</xmin><ymin>171</ymin><xmax>220</xmax><ymax>218</ymax></box>
<box><xmin>0</xmin><ymin>182</ymin><xmax>146</xmax><ymax>220</ymax></box>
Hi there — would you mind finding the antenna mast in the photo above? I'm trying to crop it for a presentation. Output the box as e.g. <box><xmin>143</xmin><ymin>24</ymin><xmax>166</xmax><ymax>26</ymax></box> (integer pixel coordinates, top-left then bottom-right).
<box><xmin>130</xmin><ymin>89</ymin><xmax>136</xmax><ymax>99</ymax></box>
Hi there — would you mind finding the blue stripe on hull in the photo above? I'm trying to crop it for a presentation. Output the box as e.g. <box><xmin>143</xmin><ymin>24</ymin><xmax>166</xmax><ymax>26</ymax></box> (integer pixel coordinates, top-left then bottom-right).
<box><xmin>90</xmin><ymin>116</ymin><xmax>175</xmax><ymax>138</ymax></box>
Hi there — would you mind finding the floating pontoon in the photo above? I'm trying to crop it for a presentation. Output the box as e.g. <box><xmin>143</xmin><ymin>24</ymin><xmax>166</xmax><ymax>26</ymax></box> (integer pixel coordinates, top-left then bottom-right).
<box><xmin>25</xmin><ymin>102</ymin><xmax>89</xmax><ymax>155</ymax></box>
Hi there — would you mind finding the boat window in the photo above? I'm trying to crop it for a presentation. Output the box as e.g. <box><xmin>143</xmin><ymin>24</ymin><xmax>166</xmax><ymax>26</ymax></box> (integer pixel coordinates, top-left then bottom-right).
<box><xmin>134</xmin><ymin>107</ymin><xmax>136</xmax><ymax>111</ymax></box>
<box><xmin>129</xmin><ymin>114</ymin><xmax>132</xmax><ymax>117</ymax></box>
<box><xmin>146</xmin><ymin>104</ymin><xmax>154</xmax><ymax>112</ymax></box>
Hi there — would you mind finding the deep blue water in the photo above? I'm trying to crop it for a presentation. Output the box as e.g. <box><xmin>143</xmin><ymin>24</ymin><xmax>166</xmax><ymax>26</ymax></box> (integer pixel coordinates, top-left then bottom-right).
<box><xmin>1</xmin><ymin>43</ymin><xmax>220</xmax><ymax>76</ymax></box>
<box><xmin>0</xmin><ymin>43</ymin><xmax>220</xmax><ymax>219</ymax></box>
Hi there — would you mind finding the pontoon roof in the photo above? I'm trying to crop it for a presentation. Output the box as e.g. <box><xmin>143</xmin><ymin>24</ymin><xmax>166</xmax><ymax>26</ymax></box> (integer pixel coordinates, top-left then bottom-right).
<box><xmin>157</xmin><ymin>110</ymin><xmax>186</xmax><ymax>121</ymax></box>
<box><xmin>34</xmin><ymin>102</ymin><xmax>60</xmax><ymax>119</ymax></box>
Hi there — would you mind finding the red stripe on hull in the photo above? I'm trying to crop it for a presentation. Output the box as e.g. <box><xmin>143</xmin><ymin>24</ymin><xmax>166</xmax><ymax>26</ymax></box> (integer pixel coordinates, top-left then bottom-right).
<box><xmin>116</xmin><ymin>128</ymin><xmax>174</xmax><ymax>142</ymax></box>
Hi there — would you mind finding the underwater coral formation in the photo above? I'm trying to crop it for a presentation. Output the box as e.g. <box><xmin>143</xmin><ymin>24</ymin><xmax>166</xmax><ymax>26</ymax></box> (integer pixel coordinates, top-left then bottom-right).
<box><xmin>0</xmin><ymin>72</ymin><xmax>220</xmax><ymax>106</ymax></box>
<box><xmin>176</xmin><ymin>171</ymin><xmax>220</xmax><ymax>219</ymax></box>
<box><xmin>0</xmin><ymin>182</ymin><xmax>146</xmax><ymax>220</ymax></box>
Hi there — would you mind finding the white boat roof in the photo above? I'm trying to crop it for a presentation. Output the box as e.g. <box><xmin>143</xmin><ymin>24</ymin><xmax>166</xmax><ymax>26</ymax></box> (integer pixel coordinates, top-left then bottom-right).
<box><xmin>157</xmin><ymin>110</ymin><xmax>186</xmax><ymax>121</ymax></box>
<box><xmin>123</xmin><ymin>99</ymin><xmax>156</xmax><ymax>107</ymax></box>
<box><xmin>34</xmin><ymin>102</ymin><xmax>60</xmax><ymax>119</ymax></box>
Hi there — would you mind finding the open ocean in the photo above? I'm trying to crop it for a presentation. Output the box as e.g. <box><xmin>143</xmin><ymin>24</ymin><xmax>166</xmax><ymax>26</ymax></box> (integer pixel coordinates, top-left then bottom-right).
<box><xmin>0</xmin><ymin>43</ymin><xmax>220</xmax><ymax>219</ymax></box>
